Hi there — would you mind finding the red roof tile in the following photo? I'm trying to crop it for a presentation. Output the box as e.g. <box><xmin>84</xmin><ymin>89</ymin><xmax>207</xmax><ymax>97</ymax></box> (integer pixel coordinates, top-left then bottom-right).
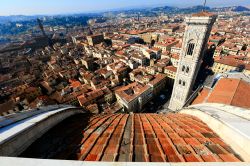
<box><xmin>184</xmin><ymin>153</ymin><xmax>203</xmax><ymax>162</ymax></box>
<box><xmin>193</xmin><ymin>78</ymin><xmax>250</xmax><ymax>109</ymax></box>
<box><xmin>192</xmin><ymin>12</ymin><xmax>214</xmax><ymax>17</ymax></box>
<box><xmin>167</xmin><ymin>154</ymin><xmax>185</xmax><ymax>162</ymax></box>
<box><xmin>184</xmin><ymin>138</ymin><xmax>202</xmax><ymax>146</ymax></box>
<box><xmin>192</xmin><ymin>87</ymin><xmax>210</xmax><ymax>105</ymax></box>
<box><xmin>219</xmin><ymin>154</ymin><xmax>241</xmax><ymax>162</ymax></box>
<box><xmin>76</xmin><ymin>113</ymin><xmax>242</xmax><ymax>162</ymax></box>
<box><xmin>214</xmin><ymin>58</ymin><xmax>244</xmax><ymax>67</ymax></box>
<box><xmin>201</xmin><ymin>154</ymin><xmax>222</xmax><ymax>162</ymax></box>
<box><xmin>210</xmin><ymin>78</ymin><xmax>250</xmax><ymax>108</ymax></box>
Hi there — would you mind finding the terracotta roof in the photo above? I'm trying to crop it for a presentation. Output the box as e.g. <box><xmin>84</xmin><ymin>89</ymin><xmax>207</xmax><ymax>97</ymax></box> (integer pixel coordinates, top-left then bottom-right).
<box><xmin>128</xmin><ymin>30</ymin><xmax>147</xmax><ymax>35</ymax></box>
<box><xmin>214</xmin><ymin>58</ymin><xmax>244</xmax><ymax>67</ymax></box>
<box><xmin>158</xmin><ymin>58</ymin><xmax>170</xmax><ymax>64</ymax></box>
<box><xmin>76</xmin><ymin>113</ymin><xmax>241</xmax><ymax>162</ymax></box>
<box><xmin>165</xmin><ymin>65</ymin><xmax>177</xmax><ymax>72</ymax></box>
<box><xmin>151</xmin><ymin>47</ymin><xmax>161</xmax><ymax>51</ymax></box>
<box><xmin>193</xmin><ymin>78</ymin><xmax>250</xmax><ymax>109</ymax></box>
<box><xmin>115</xmin><ymin>82</ymin><xmax>150</xmax><ymax>103</ymax></box>
<box><xmin>70</xmin><ymin>81</ymin><xmax>82</xmax><ymax>88</ymax></box>
<box><xmin>171</xmin><ymin>54</ymin><xmax>180</xmax><ymax>60</ymax></box>
<box><xmin>78</xmin><ymin>88</ymin><xmax>105</xmax><ymax>106</ymax></box>
<box><xmin>173</xmin><ymin>42</ymin><xmax>182</xmax><ymax>48</ymax></box>
<box><xmin>206</xmin><ymin>78</ymin><xmax>249</xmax><ymax>108</ymax></box>
<box><xmin>192</xmin><ymin>12</ymin><xmax>214</xmax><ymax>17</ymax></box>
<box><xmin>148</xmin><ymin>74</ymin><xmax>167</xmax><ymax>86</ymax></box>
<box><xmin>231</xmin><ymin>80</ymin><xmax>250</xmax><ymax>108</ymax></box>
<box><xmin>245</xmin><ymin>64</ymin><xmax>250</xmax><ymax>70</ymax></box>
<box><xmin>192</xmin><ymin>87</ymin><xmax>210</xmax><ymax>105</ymax></box>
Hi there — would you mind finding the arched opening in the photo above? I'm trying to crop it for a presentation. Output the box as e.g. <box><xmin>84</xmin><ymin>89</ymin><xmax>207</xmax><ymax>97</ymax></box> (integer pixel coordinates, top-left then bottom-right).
<box><xmin>186</xmin><ymin>40</ymin><xmax>195</xmax><ymax>56</ymax></box>
<box><xmin>182</xmin><ymin>66</ymin><xmax>185</xmax><ymax>72</ymax></box>
<box><xmin>179</xmin><ymin>80</ymin><xmax>182</xmax><ymax>85</ymax></box>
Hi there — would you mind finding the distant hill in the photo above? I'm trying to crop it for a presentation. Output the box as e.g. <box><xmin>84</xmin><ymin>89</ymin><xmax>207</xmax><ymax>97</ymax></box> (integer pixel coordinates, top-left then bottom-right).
<box><xmin>0</xmin><ymin>5</ymin><xmax>249</xmax><ymax>24</ymax></box>
<box><xmin>213</xmin><ymin>6</ymin><xmax>250</xmax><ymax>12</ymax></box>
<box><xmin>151</xmin><ymin>6</ymin><xmax>178</xmax><ymax>12</ymax></box>
<box><xmin>180</xmin><ymin>5</ymin><xmax>211</xmax><ymax>13</ymax></box>
<box><xmin>150</xmin><ymin>5</ymin><xmax>249</xmax><ymax>13</ymax></box>
<box><xmin>150</xmin><ymin>5</ymin><xmax>211</xmax><ymax>14</ymax></box>
<box><xmin>0</xmin><ymin>15</ymin><xmax>42</xmax><ymax>24</ymax></box>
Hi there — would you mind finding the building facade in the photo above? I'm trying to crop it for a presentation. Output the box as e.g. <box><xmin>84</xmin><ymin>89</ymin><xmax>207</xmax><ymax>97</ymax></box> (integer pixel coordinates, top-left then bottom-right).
<box><xmin>212</xmin><ymin>60</ymin><xmax>239</xmax><ymax>74</ymax></box>
<box><xmin>87</xmin><ymin>34</ymin><xmax>104</xmax><ymax>46</ymax></box>
<box><xmin>169</xmin><ymin>12</ymin><xmax>217</xmax><ymax>111</ymax></box>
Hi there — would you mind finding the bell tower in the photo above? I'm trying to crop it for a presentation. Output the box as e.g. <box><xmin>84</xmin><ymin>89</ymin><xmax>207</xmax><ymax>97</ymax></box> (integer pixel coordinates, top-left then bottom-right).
<box><xmin>168</xmin><ymin>12</ymin><xmax>217</xmax><ymax>111</ymax></box>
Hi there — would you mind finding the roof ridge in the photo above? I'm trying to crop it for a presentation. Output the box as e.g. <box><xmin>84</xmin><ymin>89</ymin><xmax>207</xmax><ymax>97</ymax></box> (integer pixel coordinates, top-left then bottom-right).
<box><xmin>204</xmin><ymin>87</ymin><xmax>213</xmax><ymax>103</ymax></box>
<box><xmin>229</xmin><ymin>79</ymin><xmax>241</xmax><ymax>105</ymax></box>
<box><xmin>204</xmin><ymin>77</ymin><xmax>222</xmax><ymax>103</ymax></box>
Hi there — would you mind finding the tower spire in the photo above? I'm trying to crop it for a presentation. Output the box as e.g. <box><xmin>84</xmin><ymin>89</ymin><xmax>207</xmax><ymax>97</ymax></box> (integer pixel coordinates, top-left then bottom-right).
<box><xmin>203</xmin><ymin>0</ymin><xmax>207</xmax><ymax>11</ymax></box>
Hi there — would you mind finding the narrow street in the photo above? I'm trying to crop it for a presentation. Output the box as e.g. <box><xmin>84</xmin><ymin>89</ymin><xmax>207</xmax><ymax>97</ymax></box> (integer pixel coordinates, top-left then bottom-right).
<box><xmin>142</xmin><ymin>89</ymin><xmax>172</xmax><ymax>113</ymax></box>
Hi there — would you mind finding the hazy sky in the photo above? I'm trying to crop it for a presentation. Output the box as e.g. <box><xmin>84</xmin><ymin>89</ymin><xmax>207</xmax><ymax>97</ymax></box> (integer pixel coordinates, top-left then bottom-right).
<box><xmin>0</xmin><ymin>0</ymin><xmax>250</xmax><ymax>16</ymax></box>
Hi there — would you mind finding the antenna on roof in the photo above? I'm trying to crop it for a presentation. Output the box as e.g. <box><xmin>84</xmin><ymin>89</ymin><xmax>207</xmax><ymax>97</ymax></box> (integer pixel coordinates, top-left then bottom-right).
<box><xmin>203</xmin><ymin>0</ymin><xmax>207</xmax><ymax>12</ymax></box>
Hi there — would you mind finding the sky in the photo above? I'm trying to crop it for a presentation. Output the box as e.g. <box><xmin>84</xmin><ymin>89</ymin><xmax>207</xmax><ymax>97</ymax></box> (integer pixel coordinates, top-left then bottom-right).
<box><xmin>0</xmin><ymin>0</ymin><xmax>250</xmax><ymax>16</ymax></box>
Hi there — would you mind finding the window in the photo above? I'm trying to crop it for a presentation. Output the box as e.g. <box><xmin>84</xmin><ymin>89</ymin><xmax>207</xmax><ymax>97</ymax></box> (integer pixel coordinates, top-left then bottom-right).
<box><xmin>186</xmin><ymin>42</ymin><xmax>195</xmax><ymax>56</ymax></box>
<box><xmin>179</xmin><ymin>80</ymin><xmax>182</xmax><ymax>85</ymax></box>
<box><xmin>182</xmin><ymin>66</ymin><xmax>185</xmax><ymax>72</ymax></box>
<box><xmin>186</xmin><ymin>67</ymin><xmax>189</xmax><ymax>73</ymax></box>
<box><xmin>183</xmin><ymin>81</ymin><xmax>186</xmax><ymax>86</ymax></box>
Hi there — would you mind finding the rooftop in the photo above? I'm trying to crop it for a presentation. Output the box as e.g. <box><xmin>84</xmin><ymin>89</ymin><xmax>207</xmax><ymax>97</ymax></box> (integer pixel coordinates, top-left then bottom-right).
<box><xmin>76</xmin><ymin>113</ymin><xmax>241</xmax><ymax>162</ymax></box>
<box><xmin>192</xmin><ymin>87</ymin><xmax>210</xmax><ymax>105</ymax></box>
<box><xmin>165</xmin><ymin>66</ymin><xmax>177</xmax><ymax>73</ymax></box>
<box><xmin>115</xmin><ymin>82</ymin><xmax>150</xmax><ymax>102</ymax></box>
<box><xmin>192</xmin><ymin>12</ymin><xmax>215</xmax><ymax>17</ymax></box>
<box><xmin>193</xmin><ymin>78</ymin><xmax>250</xmax><ymax>109</ymax></box>
<box><xmin>214</xmin><ymin>57</ymin><xmax>244</xmax><ymax>67</ymax></box>
<box><xmin>183</xmin><ymin>103</ymin><xmax>250</xmax><ymax>161</ymax></box>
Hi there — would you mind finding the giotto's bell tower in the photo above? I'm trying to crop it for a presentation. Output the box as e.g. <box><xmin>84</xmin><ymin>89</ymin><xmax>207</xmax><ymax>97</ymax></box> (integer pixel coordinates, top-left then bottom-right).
<box><xmin>169</xmin><ymin>12</ymin><xmax>217</xmax><ymax>111</ymax></box>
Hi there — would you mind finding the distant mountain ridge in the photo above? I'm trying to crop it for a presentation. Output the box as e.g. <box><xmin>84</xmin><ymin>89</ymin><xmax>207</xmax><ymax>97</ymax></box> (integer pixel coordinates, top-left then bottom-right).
<box><xmin>0</xmin><ymin>5</ymin><xmax>249</xmax><ymax>24</ymax></box>
<box><xmin>0</xmin><ymin>15</ymin><xmax>42</xmax><ymax>24</ymax></box>
<box><xmin>212</xmin><ymin>6</ymin><xmax>250</xmax><ymax>12</ymax></box>
<box><xmin>151</xmin><ymin>5</ymin><xmax>250</xmax><ymax>13</ymax></box>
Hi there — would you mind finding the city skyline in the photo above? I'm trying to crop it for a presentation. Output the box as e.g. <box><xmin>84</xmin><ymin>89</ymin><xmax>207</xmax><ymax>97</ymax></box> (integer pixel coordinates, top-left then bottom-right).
<box><xmin>0</xmin><ymin>0</ymin><xmax>250</xmax><ymax>163</ymax></box>
<box><xmin>0</xmin><ymin>0</ymin><xmax>250</xmax><ymax>16</ymax></box>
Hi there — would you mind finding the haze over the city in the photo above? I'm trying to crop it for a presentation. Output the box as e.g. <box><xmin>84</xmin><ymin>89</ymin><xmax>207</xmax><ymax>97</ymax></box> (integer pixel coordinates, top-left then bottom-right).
<box><xmin>0</xmin><ymin>0</ymin><xmax>250</xmax><ymax>15</ymax></box>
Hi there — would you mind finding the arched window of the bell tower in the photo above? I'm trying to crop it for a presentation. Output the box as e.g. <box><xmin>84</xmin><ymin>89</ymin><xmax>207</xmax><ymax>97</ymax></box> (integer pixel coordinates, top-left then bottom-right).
<box><xmin>186</xmin><ymin>40</ymin><xmax>195</xmax><ymax>56</ymax></box>
<box><xmin>182</xmin><ymin>66</ymin><xmax>185</xmax><ymax>72</ymax></box>
<box><xmin>179</xmin><ymin>80</ymin><xmax>182</xmax><ymax>85</ymax></box>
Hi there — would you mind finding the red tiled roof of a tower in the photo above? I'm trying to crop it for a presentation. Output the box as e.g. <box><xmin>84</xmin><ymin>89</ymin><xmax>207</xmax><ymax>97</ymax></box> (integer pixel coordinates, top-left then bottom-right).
<box><xmin>76</xmin><ymin>113</ymin><xmax>242</xmax><ymax>162</ymax></box>
<box><xmin>192</xmin><ymin>12</ymin><xmax>214</xmax><ymax>17</ymax></box>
